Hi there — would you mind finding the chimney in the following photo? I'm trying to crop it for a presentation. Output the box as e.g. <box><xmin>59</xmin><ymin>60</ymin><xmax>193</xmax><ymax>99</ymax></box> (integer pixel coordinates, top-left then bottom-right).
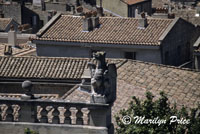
<box><xmin>97</xmin><ymin>7</ymin><xmax>103</xmax><ymax>17</ymax></box>
<box><xmin>8</xmin><ymin>27</ymin><xmax>17</xmax><ymax>47</ymax></box>
<box><xmin>91</xmin><ymin>17</ymin><xmax>100</xmax><ymax>28</ymax></box>
<box><xmin>138</xmin><ymin>12</ymin><xmax>148</xmax><ymax>29</ymax></box>
<box><xmin>4</xmin><ymin>45</ymin><xmax>12</xmax><ymax>56</ymax></box>
<box><xmin>83</xmin><ymin>12</ymin><xmax>94</xmax><ymax>31</ymax></box>
<box><xmin>135</xmin><ymin>8</ymin><xmax>139</xmax><ymax>18</ymax></box>
<box><xmin>83</xmin><ymin>17</ymin><xmax>93</xmax><ymax>31</ymax></box>
<box><xmin>91</xmin><ymin>11</ymin><xmax>100</xmax><ymax>28</ymax></box>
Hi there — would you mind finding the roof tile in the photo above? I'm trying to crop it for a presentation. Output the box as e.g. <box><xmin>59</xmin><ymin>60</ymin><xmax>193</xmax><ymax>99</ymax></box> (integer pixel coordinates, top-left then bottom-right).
<box><xmin>34</xmin><ymin>15</ymin><xmax>173</xmax><ymax>46</ymax></box>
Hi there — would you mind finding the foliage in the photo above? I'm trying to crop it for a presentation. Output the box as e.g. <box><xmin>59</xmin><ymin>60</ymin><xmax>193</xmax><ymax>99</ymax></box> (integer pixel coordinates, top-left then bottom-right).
<box><xmin>115</xmin><ymin>91</ymin><xmax>200</xmax><ymax>134</ymax></box>
<box><xmin>24</xmin><ymin>128</ymin><xmax>39</xmax><ymax>134</ymax></box>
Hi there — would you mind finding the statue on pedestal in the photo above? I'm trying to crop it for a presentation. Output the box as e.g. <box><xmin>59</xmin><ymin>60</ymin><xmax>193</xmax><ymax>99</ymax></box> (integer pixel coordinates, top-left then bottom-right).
<box><xmin>88</xmin><ymin>52</ymin><xmax>117</xmax><ymax>104</ymax></box>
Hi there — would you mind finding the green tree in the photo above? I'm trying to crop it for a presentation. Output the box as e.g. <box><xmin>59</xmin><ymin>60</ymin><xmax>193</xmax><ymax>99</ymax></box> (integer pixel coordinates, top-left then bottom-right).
<box><xmin>24</xmin><ymin>128</ymin><xmax>39</xmax><ymax>134</ymax></box>
<box><xmin>115</xmin><ymin>91</ymin><xmax>200</xmax><ymax>134</ymax></box>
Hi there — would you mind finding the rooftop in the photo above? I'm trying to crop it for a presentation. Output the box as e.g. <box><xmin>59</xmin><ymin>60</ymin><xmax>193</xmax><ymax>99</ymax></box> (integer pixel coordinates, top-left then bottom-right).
<box><xmin>0</xmin><ymin>18</ymin><xmax>12</xmax><ymax>31</ymax></box>
<box><xmin>122</xmin><ymin>0</ymin><xmax>148</xmax><ymax>5</ymax></box>
<box><xmin>0</xmin><ymin>43</ymin><xmax>36</xmax><ymax>56</ymax></box>
<box><xmin>0</xmin><ymin>56</ymin><xmax>200</xmax><ymax>109</ymax></box>
<box><xmin>0</xmin><ymin>57</ymin><xmax>123</xmax><ymax>80</ymax></box>
<box><xmin>34</xmin><ymin>15</ymin><xmax>175</xmax><ymax>46</ymax></box>
<box><xmin>61</xmin><ymin>59</ymin><xmax>200</xmax><ymax>124</ymax></box>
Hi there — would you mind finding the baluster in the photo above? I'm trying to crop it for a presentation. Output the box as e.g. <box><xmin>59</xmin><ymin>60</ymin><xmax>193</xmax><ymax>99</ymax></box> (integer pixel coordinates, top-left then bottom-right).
<box><xmin>12</xmin><ymin>105</ymin><xmax>20</xmax><ymax>122</ymax></box>
<box><xmin>40</xmin><ymin>106</ymin><xmax>48</xmax><ymax>123</ymax></box>
<box><xmin>52</xmin><ymin>106</ymin><xmax>59</xmax><ymax>124</ymax></box>
<box><xmin>76</xmin><ymin>107</ymin><xmax>83</xmax><ymax>125</ymax></box>
<box><xmin>69</xmin><ymin>107</ymin><xmax>78</xmax><ymax>125</ymax></box>
<box><xmin>58</xmin><ymin>107</ymin><xmax>66</xmax><ymax>124</ymax></box>
<box><xmin>81</xmin><ymin>108</ymin><xmax>90</xmax><ymax>125</ymax></box>
<box><xmin>0</xmin><ymin>104</ymin><xmax>8</xmax><ymax>121</ymax></box>
<box><xmin>36</xmin><ymin>106</ymin><xmax>43</xmax><ymax>122</ymax></box>
<box><xmin>46</xmin><ymin>106</ymin><xmax>54</xmax><ymax>123</ymax></box>
<box><xmin>64</xmin><ymin>107</ymin><xmax>71</xmax><ymax>124</ymax></box>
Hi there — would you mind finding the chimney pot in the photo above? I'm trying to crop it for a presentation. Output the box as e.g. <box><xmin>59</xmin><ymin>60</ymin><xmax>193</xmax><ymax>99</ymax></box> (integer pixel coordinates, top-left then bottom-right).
<box><xmin>8</xmin><ymin>29</ymin><xmax>17</xmax><ymax>47</ymax></box>
<box><xmin>91</xmin><ymin>17</ymin><xmax>100</xmax><ymax>28</ymax></box>
<box><xmin>135</xmin><ymin>9</ymin><xmax>139</xmax><ymax>18</ymax></box>
<box><xmin>97</xmin><ymin>7</ymin><xmax>103</xmax><ymax>17</ymax></box>
<box><xmin>83</xmin><ymin>17</ymin><xmax>93</xmax><ymax>31</ymax></box>
<box><xmin>138</xmin><ymin>12</ymin><xmax>148</xmax><ymax>29</ymax></box>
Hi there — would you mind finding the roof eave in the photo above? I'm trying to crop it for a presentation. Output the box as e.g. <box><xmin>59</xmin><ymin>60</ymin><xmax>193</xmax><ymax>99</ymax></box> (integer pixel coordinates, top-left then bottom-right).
<box><xmin>33</xmin><ymin>39</ymin><xmax>160</xmax><ymax>49</ymax></box>
<box><xmin>158</xmin><ymin>17</ymin><xmax>179</xmax><ymax>42</ymax></box>
<box><xmin>36</xmin><ymin>13</ymin><xmax>62</xmax><ymax>37</ymax></box>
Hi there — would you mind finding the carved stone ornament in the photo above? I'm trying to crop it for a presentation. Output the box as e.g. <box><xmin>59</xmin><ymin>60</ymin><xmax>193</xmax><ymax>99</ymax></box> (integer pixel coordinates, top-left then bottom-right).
<box><xmin>88</xmin><ymin>52</ymin><xmax>117</xmax><ymax>104</ymax></box>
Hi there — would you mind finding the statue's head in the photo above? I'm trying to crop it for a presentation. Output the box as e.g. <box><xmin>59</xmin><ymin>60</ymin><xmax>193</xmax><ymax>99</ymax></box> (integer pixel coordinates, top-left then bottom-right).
<box><xmin>93</xmin><ymin>51</ymin><xmax>106</xmax><ymax>61</ymax></box>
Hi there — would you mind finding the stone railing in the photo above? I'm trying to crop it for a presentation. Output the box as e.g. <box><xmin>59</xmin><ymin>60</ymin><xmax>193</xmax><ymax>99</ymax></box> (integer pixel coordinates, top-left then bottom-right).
<box><xmin>0</xmin><ymin>98</ymin><xmax>111</xmax><ymax>127</ymax></box>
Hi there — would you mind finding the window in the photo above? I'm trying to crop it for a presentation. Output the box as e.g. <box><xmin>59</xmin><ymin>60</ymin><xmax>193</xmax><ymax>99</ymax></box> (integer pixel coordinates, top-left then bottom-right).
<box><xmin>124</xmin><ymin>52</ymin><xmax>136</xmax><ymax>60</ymax></box>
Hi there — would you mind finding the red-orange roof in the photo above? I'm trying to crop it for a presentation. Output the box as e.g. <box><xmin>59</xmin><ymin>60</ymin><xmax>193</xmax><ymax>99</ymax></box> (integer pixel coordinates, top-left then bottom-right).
<box><xmin>122</xmin><ymin>0</ymin><xmax>147</xmax><ymax>5</ymax></box>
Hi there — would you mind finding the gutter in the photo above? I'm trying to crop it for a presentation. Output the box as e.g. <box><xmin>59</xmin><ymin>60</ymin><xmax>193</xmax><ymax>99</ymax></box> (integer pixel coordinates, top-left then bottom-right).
<box><xmin>33</xmin><ymin>40</ymin><xmax>160</xmax><ymax>50</ymax></box>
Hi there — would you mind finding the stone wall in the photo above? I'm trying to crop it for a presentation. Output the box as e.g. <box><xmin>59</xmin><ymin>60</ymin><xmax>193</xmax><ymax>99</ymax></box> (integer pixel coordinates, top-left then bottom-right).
<box><xmin>128</xmin><ymin>1</ymin><xmax>152</xmax><ymax>17</ymax></box>
<box><xmin>0</xmin><ymin>122</ymin><xmax>108</xmax><ymax>134</ymax></box>
<box><xmin>36</xmin><ymin>43</ymin><xmax>162</xmax><ymax>64</ymax></box>
<box><xmin>161</xmin><ymin>18</ymin><xmax>196</xmax><ymax>66</ymax></box>
<box><xmin>0</xmin><ymin>3</ymin><xmax>22</xmax><ymax>24</ymax></box>
<box><xmin>0</xmin><ymin>32</ymin><xmax>34</xmax><ymax>44</ymax></box>
<box><xmin>46</xmin><ymin>2</ymin><xmax>67</xmax><ymax>12</ymax></box>
<box><xmin>96</xmin><ymin>0</ymin><xmax>128</xmax><ymax>17</ymax></box>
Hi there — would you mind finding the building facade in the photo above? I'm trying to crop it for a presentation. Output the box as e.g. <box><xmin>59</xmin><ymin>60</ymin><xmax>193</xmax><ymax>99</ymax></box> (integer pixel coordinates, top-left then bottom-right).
<box><xmin>96</xmin><ymin>0</ymin><xmax>152</xmax><ymax>17</ymax></box>
<box><xmin>33</xmin><ymin>14</ymin><xmax>197</xmax><ymax>66</ymax></box>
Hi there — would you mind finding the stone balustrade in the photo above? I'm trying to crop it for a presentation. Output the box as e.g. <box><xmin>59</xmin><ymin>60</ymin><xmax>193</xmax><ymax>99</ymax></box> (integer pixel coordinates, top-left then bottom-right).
<box><xmin>0</xmin><ymin>98</ymin><xmax>111</xmax><ymax>127</ymax></box>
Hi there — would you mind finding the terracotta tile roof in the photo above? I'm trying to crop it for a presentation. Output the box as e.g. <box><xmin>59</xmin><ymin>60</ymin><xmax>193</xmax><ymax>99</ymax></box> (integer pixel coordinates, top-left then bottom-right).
<box><xmin>117</xmin><ymin>60</ymin><xmax>200</xmax><ymax>108</ymax></box>
<box><xmin>0</xmin><ymin>43</ymin><xmax>36</xmax><ymax>56</ymax></box>
<box><xmin>1</xmin><ymin>56</ymin><xmax>200</xmax><ymax>126</ymax></box>
<box><xmin>56</xmin><ymin>58</ymin><xmax>200</xmax><ymax>109</ymax></box>
<box><xmin>34</xmin><ymin>15</ymin><xmax>174</xmax><ymax>46</ymax></box>
<box><xmin>0</xmin><ymin>57</ymin><xmax>89</xmax><ymax>80</ymax></box>
<box><xmin>0</xmin><ymin>18</ymin><xmax>12</xmax><ymax>31</ymax></box>
<box><xmin>61</xmin><ymin>59</ymin><xmax>200</xmax><ymax>126</ymax></box>
<box><xmin>122</xmin><ymin>0</ymin><xmax>147</xmax><ymax>5</ymax></box>
<box><xmin>1</xmin><ymin>57</ymin><xmax>200</xmax><ymax>108</ymax></box>
<box><xmin>0</xmin><ymin>56</ymin><xmax>124</xmax><ymax>80</ymax></box>
<box><xmin>61</xmin><ymin>85</ymin><xmax>91</xmax><ymax>103</ymax></box>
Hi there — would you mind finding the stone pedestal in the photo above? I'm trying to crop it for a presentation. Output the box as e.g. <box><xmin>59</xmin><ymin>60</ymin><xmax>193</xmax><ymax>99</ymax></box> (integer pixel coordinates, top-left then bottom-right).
<box><xmin>21</xmin><ymin>94</ymin><xmax>31</xmax><ymax>100</ymax></box>
<box><xmin>90</xmin><ymin>95</ymin><xmax>107</xmax><ymax>104</ymax></box>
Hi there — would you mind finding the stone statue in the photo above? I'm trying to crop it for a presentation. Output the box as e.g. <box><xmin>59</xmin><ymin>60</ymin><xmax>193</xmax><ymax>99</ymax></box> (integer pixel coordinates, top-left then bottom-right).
<box><xmin>88</xmin><ymin>52</ymin><xmax>117</xmax><ymax>104</ymax></box>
